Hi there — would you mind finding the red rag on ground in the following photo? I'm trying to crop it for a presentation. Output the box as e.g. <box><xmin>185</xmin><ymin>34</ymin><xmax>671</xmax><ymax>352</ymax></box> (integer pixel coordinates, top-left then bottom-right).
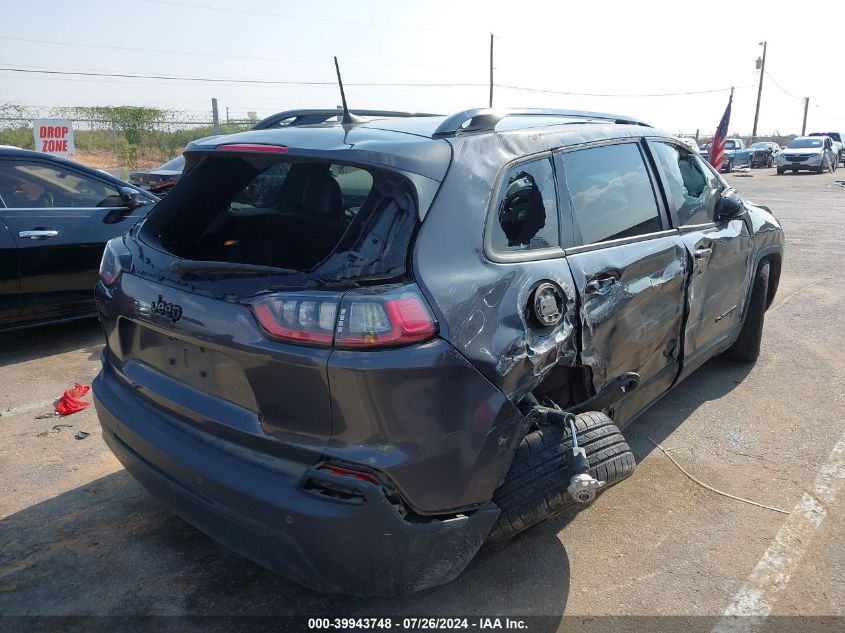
<box><xmin>56</xmin><ymin>383</ymin><xmax>91</xmax><ymax>415</ymax></box>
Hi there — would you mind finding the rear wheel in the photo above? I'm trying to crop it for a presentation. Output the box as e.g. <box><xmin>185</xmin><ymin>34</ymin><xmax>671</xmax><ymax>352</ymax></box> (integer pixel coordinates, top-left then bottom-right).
<box><xmin>725</xmin><ymin>260</ymin><xmax>770</xmax><ymax>362</ymax></box>
<box><xmin>486</xmin><ymin>411</ymin><xmax>635</xmax><ymax>546</ymax></box>
<box><xmin>776</xmin><ymin>167</ymin><xmax>785</xmax><ymax>175</ymax></box>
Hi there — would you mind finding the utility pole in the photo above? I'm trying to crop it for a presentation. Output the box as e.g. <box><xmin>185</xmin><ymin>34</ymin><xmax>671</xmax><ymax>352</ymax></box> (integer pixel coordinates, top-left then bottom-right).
<box><xmin>802</xmin><ymin>97</ymin><xmax>809</xmax><ymax>135</ymax></box>
<box><xmin>752</xmin><ymin>41</ymin><xmax>767</xmax><ymax>140</ymax></box>
<box><xmin>489</xmin><ymin>33</ymin><xmax>494</xmax><ymax>108</ymax></box>
<box><xmin>226</xmin><ymin>107</ymin><xmax>230</xmax><ymax>124</ymax></box>
<box><xmin>211</xmin><ymin>98</ymin><xmax>220</xmax><ymax>135</ymax></box>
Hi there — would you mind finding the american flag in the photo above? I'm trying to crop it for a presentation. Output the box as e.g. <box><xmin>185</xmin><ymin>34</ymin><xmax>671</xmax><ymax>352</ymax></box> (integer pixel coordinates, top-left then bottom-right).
<box><xmin>708</xmin><ymin>94</ymin><xmax>732</xmax><ymax>170</ymax></box>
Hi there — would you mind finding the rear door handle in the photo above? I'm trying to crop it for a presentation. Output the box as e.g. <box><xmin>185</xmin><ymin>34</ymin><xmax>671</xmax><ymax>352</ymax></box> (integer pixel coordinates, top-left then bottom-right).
<box><xmin>19</xmin><ymin>229</ymin><xmax>58</xmax><ymax>240</ymax></box>
<box><xmin>585</xmin><ymin>275</ymin><xmax>617</xmax><ymax>295</ymax></box>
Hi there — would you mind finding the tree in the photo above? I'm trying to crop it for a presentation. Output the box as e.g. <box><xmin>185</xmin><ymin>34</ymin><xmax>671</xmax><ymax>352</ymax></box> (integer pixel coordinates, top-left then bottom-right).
<box><xmin>70</xmin><ymin>106</ymin><xmax>167</xmax><ymax>168</ymax></box>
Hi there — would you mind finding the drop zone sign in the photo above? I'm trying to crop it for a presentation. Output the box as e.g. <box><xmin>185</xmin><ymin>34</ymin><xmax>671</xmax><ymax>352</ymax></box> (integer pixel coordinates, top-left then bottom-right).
<box><xmin>33</xmin><ymin>119</ymin><xmax>76</xmax><ymax>158</ymax></box>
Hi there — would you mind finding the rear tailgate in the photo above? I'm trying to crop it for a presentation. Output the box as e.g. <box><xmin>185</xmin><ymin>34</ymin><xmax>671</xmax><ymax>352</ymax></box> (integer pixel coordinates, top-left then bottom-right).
<box><xmin>98</xmin><ymin>271</ymin><xmax>338</xmax><ymax>463</ymax></box>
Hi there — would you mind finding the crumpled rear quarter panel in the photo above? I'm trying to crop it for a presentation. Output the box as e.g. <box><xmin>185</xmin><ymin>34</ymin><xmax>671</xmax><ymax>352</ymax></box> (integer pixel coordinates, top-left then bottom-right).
<box><xmin>413</xmin><ymin>131</ymin><xmax>589</xmax><ymax>403</ymax></box>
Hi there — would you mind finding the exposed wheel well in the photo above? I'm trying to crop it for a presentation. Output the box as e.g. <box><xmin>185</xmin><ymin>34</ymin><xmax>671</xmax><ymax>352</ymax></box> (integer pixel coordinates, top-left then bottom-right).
<box><xmin>764</xmin><ymin>253</ymin><xmax>782</xmax><ymax>309</ymax></box>
<box><xmin>520</xmin><ymin>365</ymin><xmax>593</xmax><ymax>415</ymax></box>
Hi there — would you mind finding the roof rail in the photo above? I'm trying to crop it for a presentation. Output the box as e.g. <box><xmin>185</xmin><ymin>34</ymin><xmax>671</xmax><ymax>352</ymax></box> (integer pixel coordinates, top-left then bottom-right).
<box><xmin>252</xmin><ymin>109</ymin><xmax>440</xmax><ymax>130</ymax></box>
<box><xmin>432</xmin><ymin>108</ymin><xmax>651</xmax><ymax>138</ymax></box>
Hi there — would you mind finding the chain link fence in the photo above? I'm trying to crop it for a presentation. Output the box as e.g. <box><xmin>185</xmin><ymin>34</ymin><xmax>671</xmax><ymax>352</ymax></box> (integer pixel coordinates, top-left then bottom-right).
<box><xmin>0</xmin><ymin>105</ymin><xmax>253</xmax><ymax>179</ymax></box>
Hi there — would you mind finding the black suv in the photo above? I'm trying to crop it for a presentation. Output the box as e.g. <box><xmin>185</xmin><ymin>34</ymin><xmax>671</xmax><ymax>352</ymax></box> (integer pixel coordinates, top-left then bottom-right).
<box><xmin>92</xmin><ymin>108</ymin><xmax>784</xmax><ymax>597</ymax></box>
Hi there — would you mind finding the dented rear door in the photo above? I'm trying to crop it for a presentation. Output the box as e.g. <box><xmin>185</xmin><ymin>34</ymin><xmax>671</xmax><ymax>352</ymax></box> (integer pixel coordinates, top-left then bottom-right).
<box><xmin>556</xmin><ymin>141</ymin><xmax>687</xmax><ymax>424</ymax></box>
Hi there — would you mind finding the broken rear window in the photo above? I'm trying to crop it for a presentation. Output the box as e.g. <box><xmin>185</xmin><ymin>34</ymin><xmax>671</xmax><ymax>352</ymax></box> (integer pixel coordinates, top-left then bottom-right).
<box><xmin>141</xmin><ymin>156</ymin><xmax>416</xmax><ymax>283</ymax></box>
<box><xmin>490</xmin><ymin>156</ymin><xmax>560</xmax><ymax>253</ymax></box>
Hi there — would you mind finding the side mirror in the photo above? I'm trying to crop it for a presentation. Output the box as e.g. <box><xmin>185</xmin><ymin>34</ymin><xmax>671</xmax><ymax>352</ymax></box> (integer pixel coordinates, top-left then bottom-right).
<box><xmin>716</xmin><ymin>188</ymin><xmax>744</xmax><ymax>220</ymax></box>
<box><xmin>119</xmin><ymin>186</ymin><xmax>140</xmax><ymax>208</ymax></box>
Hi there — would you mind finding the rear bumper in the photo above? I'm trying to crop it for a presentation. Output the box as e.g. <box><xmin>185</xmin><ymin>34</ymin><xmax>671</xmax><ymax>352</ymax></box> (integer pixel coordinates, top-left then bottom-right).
<box><xmin>93</xmin><ymin>364</ymin><xmax>498</xmax><ymax>596</ymax></box>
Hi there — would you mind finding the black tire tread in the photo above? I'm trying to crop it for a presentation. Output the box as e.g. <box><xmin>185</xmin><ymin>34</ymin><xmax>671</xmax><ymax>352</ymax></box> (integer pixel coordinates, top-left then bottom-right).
<box><xmin>725</xmin><ymin>260</ymin><xmax>770</xmax><ymax>362</ymax></box>
<box><xmin>486</xmin><ymin>412</ymin><xmax>634</xmax><ymax>546</ymax></box>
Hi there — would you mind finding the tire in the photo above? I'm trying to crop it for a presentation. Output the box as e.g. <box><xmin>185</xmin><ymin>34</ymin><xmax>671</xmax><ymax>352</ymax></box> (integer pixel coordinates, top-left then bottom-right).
<box><xmin>485</xmin><ymin>411</ymin><xmax>635</xmax><ymax>546</ymax></box>
<box><xmin>776</xmin><ymin>167</ymin><xmax>784</xmax><ymax>175</ymax></box>
<box><xmin>726</xmin><ymin>159</ymin><xmax>734</xmax><ymax>173</ymax></box>
<box><xmin>725</xmin><ymin>260</ymin><xmax>770</xmax><ymax>362</ymax></box>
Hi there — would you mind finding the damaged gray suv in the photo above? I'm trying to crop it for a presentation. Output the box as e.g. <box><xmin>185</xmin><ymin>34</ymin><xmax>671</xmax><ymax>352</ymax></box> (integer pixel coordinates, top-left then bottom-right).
<box><xmin>93</xmin><ymin>108</ymin><xmax>784</xmax><ymax>596</ymax></box>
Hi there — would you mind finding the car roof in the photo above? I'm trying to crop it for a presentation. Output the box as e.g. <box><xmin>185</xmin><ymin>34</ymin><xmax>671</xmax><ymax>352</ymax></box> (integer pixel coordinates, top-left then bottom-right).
<box><xmin>186</xmin><ymin>107</ymin><xmax>670</xmax><ymax>181</ymax></box>
<box><xmin>0</xmin><ymin>146</ymin><xmax>156</xmax><ymax>196</ymax></box>
<box><xmin>0</xmin><ymin>146</ymin><xmax>110</xmax><ymax>171</ymax></box>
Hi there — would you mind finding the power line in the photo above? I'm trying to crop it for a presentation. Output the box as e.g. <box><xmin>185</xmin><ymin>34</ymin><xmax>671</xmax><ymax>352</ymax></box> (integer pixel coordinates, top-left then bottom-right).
<box><xmin>1</xmin><ymin>65</ymin><xmax>762</xmax><ymax>100</ymax></box>
<box><xmin>0</xmin><ymin>35</ymin><xmax>449</xmax><ymax>69</ymax></box>
<box><xmin>764</xmin><ymin>72</ymin><xmax>804</xmax><ymax>101</ymax></box>
<box><xmin>496</xmin><ymin>83</ymin><xmax>757</xmax><ymax>97</ymax></box>
<box><xmin>0</xmin><ymin>66</ymin><xmax>486</xmax><ymax>87</ymax></box>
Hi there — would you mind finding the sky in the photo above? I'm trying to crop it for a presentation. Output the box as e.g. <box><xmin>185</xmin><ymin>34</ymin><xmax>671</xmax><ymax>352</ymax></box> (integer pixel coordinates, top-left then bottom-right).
<box><xmin>1</xmin><ymin>0</ymin><xmax>843</xmax><ymax>137</ymax></box>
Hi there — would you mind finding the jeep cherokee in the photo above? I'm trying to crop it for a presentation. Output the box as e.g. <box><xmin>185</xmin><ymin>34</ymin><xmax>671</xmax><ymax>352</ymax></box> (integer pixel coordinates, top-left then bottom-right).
<box><xmin>92</xmin><ymin>108</ymin><xmax>784</xmax><ymax>596</ymax></box>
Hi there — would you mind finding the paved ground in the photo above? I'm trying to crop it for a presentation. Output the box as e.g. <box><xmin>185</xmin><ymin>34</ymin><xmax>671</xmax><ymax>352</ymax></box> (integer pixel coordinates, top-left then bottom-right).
<box><xmin>0</xmin><ymin>167</ymin><xmax>843</xmax><ymax>624</ymax></box>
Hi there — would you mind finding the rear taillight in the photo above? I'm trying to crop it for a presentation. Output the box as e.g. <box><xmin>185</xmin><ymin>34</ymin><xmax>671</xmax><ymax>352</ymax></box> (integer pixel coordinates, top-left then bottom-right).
<box><xmin>249</xmin><ymin>284</ymin><xmax>437</xmax><ymax>349</ymax></box>
<box><xmin>150</xmin><ymin>178</ymin><xmax>177</xmax><ymax>192</ymax></box>
<box><xmin>99</xmin><ymin>238</ymin><xmax>131</xmax><ymax>287</ymax></box>
<box><xmin>335</xmin><ymin>288</ymin><xmax>437</xmax><ymax>349</ymax></box>
<box><xmin>251</xmin><ymin>292</ymin><xmax>338</xmax><ymax>346</ymax></box>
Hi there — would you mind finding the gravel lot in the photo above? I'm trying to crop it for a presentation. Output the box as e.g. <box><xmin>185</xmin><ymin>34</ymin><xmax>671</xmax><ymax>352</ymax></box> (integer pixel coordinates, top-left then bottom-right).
<box><xmin>1</xmin><ymin>167</ymin><xmax>843</xmax><ymax>627</ymax></box>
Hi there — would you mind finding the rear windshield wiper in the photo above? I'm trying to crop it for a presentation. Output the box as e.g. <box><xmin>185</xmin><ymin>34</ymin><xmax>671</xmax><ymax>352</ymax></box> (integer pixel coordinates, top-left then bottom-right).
<box><xmin>168</xmin><ymin>260</ymin><xmax>298</xmax><ymax>277</ymax></box>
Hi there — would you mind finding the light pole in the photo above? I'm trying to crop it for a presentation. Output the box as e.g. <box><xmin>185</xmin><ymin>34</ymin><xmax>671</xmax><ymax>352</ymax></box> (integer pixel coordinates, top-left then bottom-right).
<box><xmin>752</xmin><ymin>41</ymin><xmax>767</xmax><ymax>140</ymax></box>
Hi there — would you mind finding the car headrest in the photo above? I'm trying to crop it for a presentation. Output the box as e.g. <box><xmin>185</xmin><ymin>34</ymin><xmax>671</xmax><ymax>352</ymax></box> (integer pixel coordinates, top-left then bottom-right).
<box><xmin>301</xmin><ymin>172</ymin><xmax>343</xmax><ymax>220</ymax></box>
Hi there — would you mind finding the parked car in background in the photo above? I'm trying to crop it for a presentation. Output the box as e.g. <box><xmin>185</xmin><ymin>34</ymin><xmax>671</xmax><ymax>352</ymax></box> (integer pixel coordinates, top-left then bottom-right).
<box><xmin>251</xmin><ymin>109</ymin><xmax>439</xmax><ymax>130</ymax></box>
<box><xmin>809</xmin><ymin>131</ymin><xmax>845</xmax><ymax>166</ymax></box>
<box><xmin>777</xmin><ymin>136</ymin><xmax>838</xmax><ymax>174</ymax></box>
<box><xmin>129</xmin><ymin>155</ymin><xmax>184</xmax><ymax>197</ymax></box>
<box><xmin>699</xmin><ymin>138</ymin><xmax>751</xmax><ymax>172</ymax></box>
<box><xmin>678</xmin><ymin>136</ymin><xmax>701</xmax><ymax>153</ymax></box>
<box><xmin>748</xmin><ymin>142</ymin><xmax>780</xmax><ymax>168</ymax></box>
<box><xmin>0</xmin><ymin>147</ymin><xmax>157</xmax><ymax>331</ymax></box>
<box><xmin>92</xmin><ymin>107</ymin><xmax>783</xmax><ymax>597</ymax></box>
<box><xmin>130</xmin><ymin>136</ymin><xmax>223</xmax><ymax>198</ymax></box>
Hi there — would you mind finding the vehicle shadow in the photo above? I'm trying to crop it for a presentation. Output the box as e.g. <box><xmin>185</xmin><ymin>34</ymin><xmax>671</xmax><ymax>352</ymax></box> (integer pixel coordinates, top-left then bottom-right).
<box><xmin>0</xmin><ymin>470</ymin><xmax>570</xmax><ymax>624</ymax></box>
<box><xmin>520</xmin><ymin>355</ymin><xmax>754</xmax><ymax>541</ymax></box>
<box><xmin>623</xmin><ymin>355</ymin><xmax>754</xmax><ymax>461</ymax></box>
<box><xmin>0</xmin><ymin>318</ymin><xmax>102</xmax><ymax>367</ymax></box>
